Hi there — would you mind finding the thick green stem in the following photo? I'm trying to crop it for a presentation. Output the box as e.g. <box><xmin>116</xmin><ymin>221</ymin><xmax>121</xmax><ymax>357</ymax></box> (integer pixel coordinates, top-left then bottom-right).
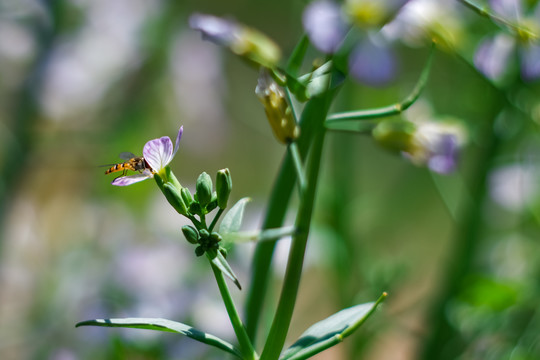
<box><xmin>245</xmin><ymin>92</ymin><xmax>336</xmax><ymax>341</ymax></box>
<box><xmin>288</xmin><ymin>142</ymin><xmax>306</xmax><ymax>193</ymax></box>
<box><xmin>260</xmin><ymin>106</ymin><xmax>329</xmax><ymax>360</ymax></box>
<box><xmin>210</xmin><ymin>259</ymin><xmax>258</xmax><ymax>360</ymax></box>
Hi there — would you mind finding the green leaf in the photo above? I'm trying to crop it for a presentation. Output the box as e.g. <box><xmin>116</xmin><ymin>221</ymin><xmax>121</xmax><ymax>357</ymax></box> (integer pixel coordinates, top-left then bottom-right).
<box><xmin>219</xmin><ymin>197</ymin><xmax>250</xmax><ymax>234</ymax></box>
<box><xmin>211</xmin><ymin>250</ymin><xmax>242</xmax><ymax>290</ymax></box>
<box><xmin>76</xmin><ymin>317</ymin><xmax>242</xmax><ymax>358</ymax></box>
<box><xmin>280</xmin><ymin>294</ymin><xmax>387</xmax><ymax>360</ymax></box>
<box><xmin>222</xmin><ymin>226</ymin><xmax>296</xmax><ymax>244</ymax></box>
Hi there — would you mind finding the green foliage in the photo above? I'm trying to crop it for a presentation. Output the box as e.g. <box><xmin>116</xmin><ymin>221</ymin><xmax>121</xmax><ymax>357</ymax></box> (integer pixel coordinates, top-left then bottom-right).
<box><xmin>75</xmin><ymin>318</ymin><xmax>242</xmax><ymax>358</ymax></box>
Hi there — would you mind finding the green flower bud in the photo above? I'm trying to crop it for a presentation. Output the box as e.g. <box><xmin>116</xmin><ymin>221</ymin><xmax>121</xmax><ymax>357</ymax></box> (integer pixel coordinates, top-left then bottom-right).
<box><xmin>216</xmin><ymin>168</ymin><xmax>232</xmax><ymax>209</ymax></box>
<box><xmin>189</xmin><ymin>202</ymin><xmax>202</xmax><ymax>216</ymax></box>
<box><xmin>256</xmin><ymin>69</ymin><xmax>300</xmax><ymax>144</ymax></box>
<box><xmin>181</xmin><ymin>225</ymin><xmax>199</xmax><ymax>244</ymax></box>
<box><xmin>199</xmin><ymin>229</ymin><xmax>210</xmax><ymax>239</ymax></box>
<box><xmin>210</xmin><ymin>232</ymin><xmax>222</xmax><ymax>242</ymax></box>
<box><xmin>206</xmin><ymin>192</ymin><xmax>218</xmax><ymax>213</ymax></box>
<box><xmin>196</xmin><ymin>172</ymin><xmax>213</xmax><ymax>207</ymax></box>
<box><xmin>372</xmin><ymin>120</ymin><xmax>416</xmax><ymax>154</ymax></box>
<box><xmin>195</xmin><ymin>246</ymin><xmax>205</xmax><ymax>257</ymax></box>
<box><xmin>162</xmin><ymin>182</ymin><xmax>189</xmax><ymax>215</ymax></box>
<box><xmin>181</xmin><ymin>187</ymin><xmax>193</xmax><ymax>206</ymax></box>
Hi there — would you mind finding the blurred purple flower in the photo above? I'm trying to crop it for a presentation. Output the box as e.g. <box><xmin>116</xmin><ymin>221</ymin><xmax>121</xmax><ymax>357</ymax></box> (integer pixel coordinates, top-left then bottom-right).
<box><xmin>189</xmin><ymin>14</ymin><xmax>239</xmax><ymax>46</ymax></box>
<box><xmin>302</xmin><ymin>0</ymin><xmax>348</xmax><ymax>53</ymax></box>
<box><xmin>404</xmin><ymin>121</ymin><xmax>466</xmax><ymax>174</ymax></box>
<box><xmin>348</xmin><ymin>36</ymin><xmax>397</xmax><ymax>86</ymax></box>
<box><xmin>474</xmin><ymin>0</ymin><xmax>540</xmax><ymax>82</ymax></box>
<box><xmin>474</xmin><ymin>33</ymin><xmax>515</xmax><ymax>80</ymax></box>
<box><xmin>112</xmin><ymin>126</ymin><xmax>183</xmax><ymax>186</ymax></box>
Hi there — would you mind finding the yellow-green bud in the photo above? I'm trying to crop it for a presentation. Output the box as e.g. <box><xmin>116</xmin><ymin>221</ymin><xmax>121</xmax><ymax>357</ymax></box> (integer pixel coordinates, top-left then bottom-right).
<box><xmin>182</xmin><ymin>225</ymin><xmax>199</xmax><ymax>244</ymax></box>
<box><xmin>196</xmin><ymin>172</ymin><xmax>213</xmax><ymax>207</ymax></box>
<box><xmin>372</xmin><ymin>120</ymin><xmax>416</xmax><ymax>153</ymax></box>
<box><xmin>216</xmin><ymin>168</ymin><xmax>232</xmax><ymax>209</ymax></box>
<box><xmin>162</xmin><ymin>182</ymin><xmax>189</xmax><ymax>215</ymax></box>
<box><xmin>256</xmin><ymin>69</ymin><xmax>300</xmax><ymax>144</ymax></box>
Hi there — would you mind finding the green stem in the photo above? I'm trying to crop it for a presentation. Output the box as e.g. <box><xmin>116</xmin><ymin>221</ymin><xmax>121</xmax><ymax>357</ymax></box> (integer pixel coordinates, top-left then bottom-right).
<box><xmin>260</xmin><ymin>91</ymin><xmax>334</xmax><ymax>360</ymax></box>
<box><xmin>457</xmin><ymin>0</ymin><xmax>538</xmax><ymax>40</ymax></box>
<box><xmin>288</xmin><ymin>142</ymin><xmax>306</xmax><ymax>193</ymax></box>
<box><xmin>326</xmin><ymin>43</ymin><xmax>435</xmax><ymax>124</ymax></box>
<box><xmin>210</xmin><ymin>259</ymin><xmax>258</xmax><ymax>360</ymax></box>
<box><xmin>209</xmin><ymin>208</ymin><xmax>225</xmax><ymax>232</ymax></box>
<box><xmin>245</xmin><ymin>93</ymin><xmax>336</xmax><ymax>342</ymax></box>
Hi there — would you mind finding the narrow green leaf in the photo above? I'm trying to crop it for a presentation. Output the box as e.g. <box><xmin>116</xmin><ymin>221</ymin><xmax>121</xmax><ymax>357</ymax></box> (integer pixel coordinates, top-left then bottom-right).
<box><xmin>280</xmin><ymin>294</ymin><xmax>387</xmax><ymax>360</ymax></box>
<box><xmin>211</xmin><ymin>251</ymin><xmax>242</xmax><ymax>290</ymax></box>
<box><xmin>222</xmin><ymin>226</ymin><xmax>296</xmax><ymax>244</ymax></box>
<box><xmin>219</xmin><ymin>197</ymin><xmax>250</xmax><ymax>234</ymax></box>
<box><xmin>76</xmin><ymin>317</ymin><xmax>242</xmax><ymax>358</ymax></box>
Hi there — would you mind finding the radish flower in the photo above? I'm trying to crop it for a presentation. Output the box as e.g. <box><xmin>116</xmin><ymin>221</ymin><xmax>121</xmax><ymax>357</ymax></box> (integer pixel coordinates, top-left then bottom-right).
<box><xmin>112</xmin><ymin>126</ymin><xmax>183</xmax><ymax>186</ymax></box>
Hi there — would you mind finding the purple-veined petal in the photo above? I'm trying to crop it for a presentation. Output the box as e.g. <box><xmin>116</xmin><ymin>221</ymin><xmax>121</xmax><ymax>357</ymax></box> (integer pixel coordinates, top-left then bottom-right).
<box><xmin>349</xmin><ymin>37</ymin><xmax>397</xmax><ymax>86</ymax></box>
<box><xmin>172</xmin><ymin>126</ymin><xmax>183</xmax><ymax>159</ymax></box>
<box><xmin>520</xmin><ymin>44</ymin><xmax>540</xmax><ymax>81</ymax></box>
<box><xmin>303</xmin><ymin>0</ymin><xmax>347</xmax><ymax>53</ymax></box>
<box><xmin>112</xmin><ymin>173</ymin><xmax>152</xmax><ymax>186</ymax></box>
<box><xmin>474</xmin><ymin>34</ymin><xmax>515</xmax><ymax>81</ymax></box>
<box><xmin>143</xmin><ymin>136</ymin><xmax>173</xmax><ymax>172</ymax></box>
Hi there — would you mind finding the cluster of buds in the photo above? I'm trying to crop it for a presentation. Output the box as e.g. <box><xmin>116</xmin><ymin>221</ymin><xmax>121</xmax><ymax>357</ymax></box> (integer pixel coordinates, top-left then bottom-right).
<box><xmin>157</xmin><ymin>169</ymin><xmax>232</xmax><ymax>219</ymax></box>
<box><xmin>158</xmin><ymin>169</ymin><xmax>233</xmax><ymax>258</ymax></box>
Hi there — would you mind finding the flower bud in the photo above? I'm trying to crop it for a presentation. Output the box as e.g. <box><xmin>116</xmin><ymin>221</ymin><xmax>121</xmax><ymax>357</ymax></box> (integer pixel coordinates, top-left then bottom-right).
<box><xmin>182</xmin><ymin>225</ymin><xmax>200</xmax><ymax>244</ymax></box>
<box><xmin>216</xmin><ymin>168</ymin><xmax>232</xmax><ymax>209</ymax></box>
<box><xmin>256</xmin><ymin>69</ymin><xmax>300</xmax><ymax>144</ymax></box>
<box><xmin>189</xmin><ymin>202</ymin><xmax>202</xmax><ymax>215</ymax></box>
<box><xmin>195</xmin><ymin>246</ymin><xmax>205</xmax><ymax>257</ymax></box>
<box><xmin>162</xmin><ymin>182</ymin><xmax>189</xmax><ymax>215</ymax></box>
<box><xmin>196</xmin><ymin>172</ymin><xmax>213</xmax><ymax>208</ymax></box>
<box><xmin>189</xmin><ymin>13</ymin><xmax>281</xmax><ymax>69</ymax></box>
<box><xmin>206</xmin><ymin>192</ymin><xmax>219</xmax><ymax>212</ymax></box>
<box><xmin>199</xmin><ymin>229</ymin><xmax>210</xmax><ymax>239</ymax></box>
<box><xmin>372</xmin><ymin>120</ymin><xmax>416</xmax><ymax>153</ymax></box>
<box><xmin>210</xmin><ymin>231</ymin><xmax>222</xmax><ymax>243</ymax></box>
<box><xmin>181</xmin><ymin>187</ymin><xmax>193</xmax><ymax>206</ymax></box>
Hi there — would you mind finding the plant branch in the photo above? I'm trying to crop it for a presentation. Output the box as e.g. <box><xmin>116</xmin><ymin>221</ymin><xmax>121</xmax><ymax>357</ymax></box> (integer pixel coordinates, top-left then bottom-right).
<box><xmin>210</xmin><ymin>259</ymin><xmax>258</xmax><ymax>360</ymax></box>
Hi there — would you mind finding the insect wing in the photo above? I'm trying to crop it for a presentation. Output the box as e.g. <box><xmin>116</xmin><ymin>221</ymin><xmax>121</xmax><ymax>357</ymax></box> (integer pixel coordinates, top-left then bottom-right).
<box><xmin>119</xmin><ymin>152</ymin><xmax>137</xmax><ymax>161</ymax></box>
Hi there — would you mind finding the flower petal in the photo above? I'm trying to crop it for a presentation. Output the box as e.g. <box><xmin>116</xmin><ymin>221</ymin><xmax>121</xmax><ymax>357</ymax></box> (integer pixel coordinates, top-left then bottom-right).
<box><xmin>303</xmin><ymin>0</ymin><xmax>347</xmax><ymax>54</ymax></box>
<box><xmin>349</xmin><ymin>37</ymin><xmax>397</xmax><ymax>86</ymax></box>
<box><xmin>112</xmin><ymin>173</ymin><xmax>152</xmax><ymax>186</ymax></box>
<box><xmin>172</xmin><ymin>126</ymin><xmax>183</xmax><ymax>159</ymax></box>
<box><xmin>144</xmin><ymin>136</ymin><xmax>173</xmax><ymax>172</ymax></box>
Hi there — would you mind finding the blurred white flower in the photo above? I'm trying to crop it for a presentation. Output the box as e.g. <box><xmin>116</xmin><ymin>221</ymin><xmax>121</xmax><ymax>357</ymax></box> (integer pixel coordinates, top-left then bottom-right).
<box><xmin>489</xmin><ymin>164</ymin><xmax>538</xmax><ymax>212</ymax></box>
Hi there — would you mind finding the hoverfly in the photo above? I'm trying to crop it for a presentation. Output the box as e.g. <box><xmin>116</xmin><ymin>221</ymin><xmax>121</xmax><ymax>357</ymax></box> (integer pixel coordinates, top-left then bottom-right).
<box><xmin>104</xmin><ymin>152</ymin><xmax>152</xmax><ymax>177</ymax></box>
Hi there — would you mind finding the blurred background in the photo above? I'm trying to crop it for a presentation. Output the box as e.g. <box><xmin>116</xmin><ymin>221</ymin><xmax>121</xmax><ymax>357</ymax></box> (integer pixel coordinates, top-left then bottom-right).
<box><xmin>1</xmin><ymin>0</ymin><xmax>540</xmax><ymax>359</ymax></box>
